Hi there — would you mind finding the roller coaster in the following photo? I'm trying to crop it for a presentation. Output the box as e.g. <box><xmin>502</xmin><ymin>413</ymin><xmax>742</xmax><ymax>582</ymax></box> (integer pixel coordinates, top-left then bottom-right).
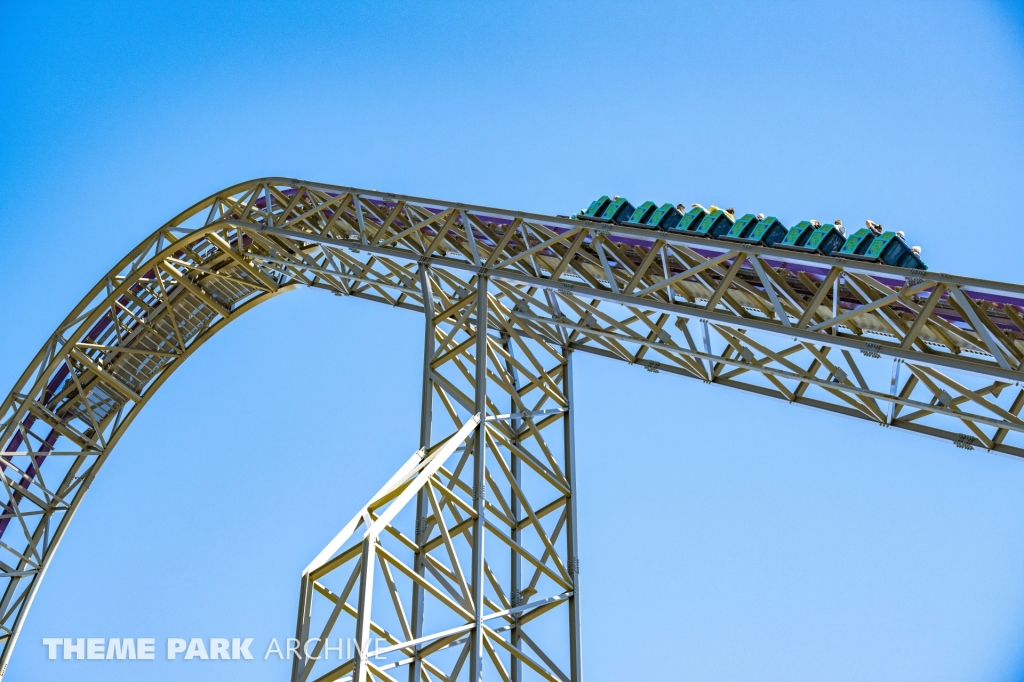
<box><xmin>2</xmin><ymin>178</ymin><xmax>1023</xmax><ymax>681</ymax></box>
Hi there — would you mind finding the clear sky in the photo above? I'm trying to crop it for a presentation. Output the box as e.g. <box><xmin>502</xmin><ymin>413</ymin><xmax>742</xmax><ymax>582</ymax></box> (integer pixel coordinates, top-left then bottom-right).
<box><xmin>3</xmin><ymin>1</ymin><xmax>1024</xmax><ymax>680</ymax></box>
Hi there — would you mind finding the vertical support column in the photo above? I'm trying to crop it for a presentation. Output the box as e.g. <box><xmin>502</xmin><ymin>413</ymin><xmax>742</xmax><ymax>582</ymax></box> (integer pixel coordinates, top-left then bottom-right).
<box><xmin>562</xmin><ymin>350</ymin><xmax>584</xmax><ymax>681</ymax></box>
<box><xmin>505</xmin><ymin>335</ymin><xmax>523</xmax><ymax>682</ymax></box>
<box><xmin>469</xmin><ymin>274</ymin><xmax>489</xmax><ymax>681</ymax></box>
<box><xmin>291</xmin><ymin>574</ymin><xmax>313</xmax><ymax>682</ymax></box>
<box><xmin>265</xmin><ymin>183</ymin><xmax>274</xmax><ymax>227</ymax></box>
<box><xmin>293</xmin><ymin>269</ymin><xmax>583</xmax><ymax>682</ymax></box>
<box><xmin>352</xmin><ymin>538</ymin><xmax>377</xmax><ymax>682</ymax></box>
<box><xmin>354</xmin><ymin>194</ymin><xmax>368</xmax><ymax>245</ymax></box>
<box><xmin>832</xmin><ymin>276</ymin><xmax>839</xmax><ymax>336</ymax></box>
<box><xmin>887</xmin><ymin>358</ymin><xmax>902</xmax><ymax>425</ymax></box>
<box><xmin>701</xmin><ymin>319</ymin><xmax>713</xmax><ymax>381</ymax></box>
<box><xmin>408</xmin><ymin>265</ymin><xmax>435</xmax><ymax>682</ymax></box>
<box><xmin>661</xmin><ymin>245</ymin><xmax>674</xmax><ymax>304</ymax></box>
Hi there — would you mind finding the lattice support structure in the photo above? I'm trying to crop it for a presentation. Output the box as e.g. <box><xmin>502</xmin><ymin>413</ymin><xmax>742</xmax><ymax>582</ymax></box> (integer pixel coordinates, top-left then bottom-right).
<box><xmin>292</xmin><ymin>268</ymin><xmax>581</xmax><ymax>682</ymax></box>
<box><xmin>2</xmin><ymin>178</ymin><xmax>1024</xmax><ymax>676</ymax></box>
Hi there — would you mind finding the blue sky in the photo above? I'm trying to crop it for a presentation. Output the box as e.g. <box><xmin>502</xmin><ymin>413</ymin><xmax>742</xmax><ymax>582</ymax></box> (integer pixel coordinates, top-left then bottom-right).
<box><xmin>3</xmin><ymin>1</ymin><xmax>1024</xmax><ymax>680</ymax></box>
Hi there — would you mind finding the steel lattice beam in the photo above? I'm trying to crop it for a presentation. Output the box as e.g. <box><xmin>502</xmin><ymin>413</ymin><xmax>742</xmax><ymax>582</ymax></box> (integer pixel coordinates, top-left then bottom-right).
<box><xmin>2</xmin><ymin>178</ymin><xmax>1024</xmax><ymax>677</ymax></box>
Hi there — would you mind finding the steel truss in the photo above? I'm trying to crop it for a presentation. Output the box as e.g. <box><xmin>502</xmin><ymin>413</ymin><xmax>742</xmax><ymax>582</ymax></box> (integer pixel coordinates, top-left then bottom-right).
<box><xmin>293</xmin><ymin>270</ymin><xmax>580</xmax><ymax>682</ymax></box>
<box><xmin>2</xmin><ymin>177</ymin><xmax>1024</xmax><ymax>678</ymax></box>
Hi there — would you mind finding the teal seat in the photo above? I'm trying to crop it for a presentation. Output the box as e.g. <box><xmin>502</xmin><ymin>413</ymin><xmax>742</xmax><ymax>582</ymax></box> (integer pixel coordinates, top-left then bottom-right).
<box><xmin>623</xmin><ymin>201</ymin><xmax>659</xmax><ymax>229</ymax></box>
<box><xmin>723</xmin><ymin>213</ymin><xmax>759</xmax><ymax>240</ymax></box>
<box><xmin>864</xmin><ymin>232</ymin><xmax>907</xmax><ymax>265</ymax></box>
<box><xmin>668</xmin><ymin>204</ymin><xmax>708</xmax><ymax>233</ymax></box>
<box><xmin>778</xmin><ymin>221</ymin><xmax>817</xmax><ymax>249</ymax></box>
<box><xmin>692</xmin><ymin>208</ymin><xmax>735</xmax><ymax>238</ymax></box>
<box><xmin>781</xmin><ymin>223</ymin><xmax>846</xmax><ymax>256</ymax></box>
<box><xmin>722</xmin><ymin>215</ymin><xmax>788</xmax><ymax>247</ymax></box>
<box><xmin>645</xmin><ymin>203</ymin><xmax>683</xmax><ymax>230</ymax></box>
<box><xmin>580</xmin><ymin>196</ymin><xmax>610</xmax><ymax>220</ymax></box>
<box><xmin>599</xmin><ymin>197</ymin><xmax>635</xmax><ymax>224</ymax></box>
<box><xmin>836</xmin><ymin>228</ymin><xmax>877</xmax><ymax>258</ymax></box>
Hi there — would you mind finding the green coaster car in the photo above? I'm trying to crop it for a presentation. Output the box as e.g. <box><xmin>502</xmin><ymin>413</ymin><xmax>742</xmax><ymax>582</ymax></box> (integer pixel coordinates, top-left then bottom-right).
<box><xmin>691</xmin><ymin>207</ymin><xmax>735</xmax><ymax>238</ymax></box>
<box><xmin>777</xmin><ymin>221</ymin><xmax>817</xmax><ymax>249</ymax></box>
<box><xmin>836</xmin><ymin>227</ymin><xmax>876</xmax><ymax>258</ymax></box>
<box><xmin>625</xmin><ymin>201</ymin><xmax>658</xmax><ymax>226</ymax></box>
<box><xmin>721</xmin><ymin>214</ymin><xmax>788</xmax><ymax>247</ymax></box>
<box><xmin>779</xmin><ymin>223</ymin><xmax>847</xmax><ymax>256</ymax></box>
<box><xmin>667</xmin><ymin>204</ymin><xmax>708</xmax><ymax>234</ymax></box>
<box><xmin>600</xmin><ymin>197</ymin><xmax>635</xmax><ymax>224</ymax></box>
<box><xmin>579</xmin><ymin>195</ymin><xmax>611</xmax><ymax>220</ymax></box>
<box><xmin>577</xmin><ymin>196</ymin><xmax>635</xmax><ymax>224</ymax></box>
<box><xmin>839</xmin><ymin>229</ymin><xmax>926</xmax><ymax>268</ymax></box>
<box><xmin>646</xmin><ymin>203</ymin><xmax>683</xmax><ymax>230</ymax></box>
<box><xmin>623</xmin><ymin>202</ymin><xmax>683</xmax><ymax>230</ymax></box>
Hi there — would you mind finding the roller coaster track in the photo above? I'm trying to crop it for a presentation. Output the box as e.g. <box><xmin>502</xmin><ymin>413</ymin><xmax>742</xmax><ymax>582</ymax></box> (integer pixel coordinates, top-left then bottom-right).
<box><xmin>2</xmin><ymin>178</ymin><xmax>1024</xmax><ymax>680</ymax></box>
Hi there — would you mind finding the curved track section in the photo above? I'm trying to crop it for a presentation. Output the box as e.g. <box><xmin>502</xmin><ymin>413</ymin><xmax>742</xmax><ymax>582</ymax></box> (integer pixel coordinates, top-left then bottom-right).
<box><xmin>2</xmin><ymin>178</ymin><xmax>1024</xmax><ymax>678</ymax></box>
